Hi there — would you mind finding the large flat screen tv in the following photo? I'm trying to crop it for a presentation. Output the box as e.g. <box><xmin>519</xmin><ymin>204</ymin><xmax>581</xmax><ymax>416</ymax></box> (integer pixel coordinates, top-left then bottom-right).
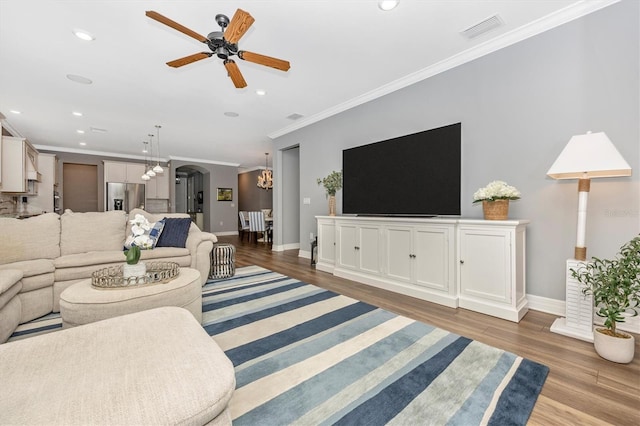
<box><xmin>343</xmin><ymin>122</ymin><xmax>461</xmax><ymax>216</ymax></box>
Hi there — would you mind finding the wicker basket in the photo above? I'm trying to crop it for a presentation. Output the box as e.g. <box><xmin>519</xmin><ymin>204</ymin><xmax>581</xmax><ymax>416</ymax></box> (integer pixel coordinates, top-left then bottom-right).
<box><xmin>482</xmin><ymin>199</ymin><xmax>509</xmax><ymax>220</ymax></box>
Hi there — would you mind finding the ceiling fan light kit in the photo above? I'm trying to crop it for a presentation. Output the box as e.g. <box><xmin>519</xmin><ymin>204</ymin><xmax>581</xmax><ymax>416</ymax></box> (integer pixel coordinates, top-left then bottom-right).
<box><xmin>146</xmin><ymin>8</ymin><xmax>290</xmax><ymax>88</ymax></box>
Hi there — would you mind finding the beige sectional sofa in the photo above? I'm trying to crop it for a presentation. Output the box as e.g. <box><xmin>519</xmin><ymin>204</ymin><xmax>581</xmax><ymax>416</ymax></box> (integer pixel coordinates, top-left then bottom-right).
<box><xmin>0</xmin><ymin>208</ymin><xmax>217</xmax><ymax>342</ymax></box>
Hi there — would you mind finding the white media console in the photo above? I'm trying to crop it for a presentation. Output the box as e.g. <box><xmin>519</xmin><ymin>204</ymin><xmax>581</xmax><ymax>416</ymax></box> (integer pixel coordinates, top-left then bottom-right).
<box><xmin>316</xmin><ymin>215</ymin><xmax>529</xmax><ymax>322</ymax></box>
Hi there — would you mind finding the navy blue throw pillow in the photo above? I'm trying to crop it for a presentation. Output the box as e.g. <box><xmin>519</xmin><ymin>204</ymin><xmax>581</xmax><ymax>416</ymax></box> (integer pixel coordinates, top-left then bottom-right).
<box><xmin>155</xmin><ymin>218</ymin><xmax>191</xmax><ymax>248</ymax></box>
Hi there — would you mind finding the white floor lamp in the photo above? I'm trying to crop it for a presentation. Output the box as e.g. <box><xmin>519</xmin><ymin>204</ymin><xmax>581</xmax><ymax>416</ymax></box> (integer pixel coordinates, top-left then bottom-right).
<box><xmin>547</xmin><ymin>131</ymin><xmax>631</xmax><ymax>342</ymax></box>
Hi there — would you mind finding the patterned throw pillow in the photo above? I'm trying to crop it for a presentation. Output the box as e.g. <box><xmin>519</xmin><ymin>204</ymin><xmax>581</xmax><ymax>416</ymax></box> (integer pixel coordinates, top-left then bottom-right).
<box><xmin>155</xmin><ymin>218</ymin><xmax>191</xmax><ymax>248</ymax></box>
<box><xmin>124</xmin><ymin>220</ymin><xmax>165</xmax><ymax>250</ymax></box>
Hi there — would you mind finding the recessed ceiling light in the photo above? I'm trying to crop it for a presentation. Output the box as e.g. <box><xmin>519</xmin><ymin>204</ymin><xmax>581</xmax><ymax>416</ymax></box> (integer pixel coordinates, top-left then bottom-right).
<box><xmin>73</xmin><ymin>29</ymin><xmax>95</xmax><ymax>41</ymax></box>
<box><xmin>79</xmin><ymin>142</ymin><xmax>87</xmax><ymax>146</ymax></box>
<box><xmin>378</xmin><ymin>1</ymin><xmax>399</xmax><ymax>11</ymax></box>
<box><xmin>72</xmin><ymin>111</ymin><xmax>83</xmax><ymax>117</ymax></box>
<box><xmin>76</xmin><ymin>130</ymin><xmax>85</xmax><ymax>134</ymax></box>
<box><xmin>66</xmin><ymin>74</ymin><xmax>93</xmax><ymax>84</ymax></box>
<box><xmin>9</xmin><ymin>110</ymin><xmax>21</xmax><ymax>114</ymax></box>
<box><xmin>224</xmin><ymin>111</ymin><xmax>239</xmax><ymax>117</ymax></box>
<box><xmin>256</xmin><ymin>89</ymin><xmax>267</xmax><ymax>96</ymax></box>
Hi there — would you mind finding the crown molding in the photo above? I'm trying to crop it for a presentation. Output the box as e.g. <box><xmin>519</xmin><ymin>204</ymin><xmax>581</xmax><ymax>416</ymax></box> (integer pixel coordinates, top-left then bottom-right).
<box><xmin>168</xmin><ymin>155</ymin><xmax>240</xmax><ymax>168</ymax></box>
<box><xmin>268</xmin><ymin>0</ymin><xmax>620</xmax><ymax>140</ymax></box>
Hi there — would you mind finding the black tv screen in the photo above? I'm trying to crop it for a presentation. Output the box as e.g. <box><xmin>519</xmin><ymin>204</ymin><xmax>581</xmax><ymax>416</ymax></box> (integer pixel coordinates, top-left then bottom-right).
<box><xmin>343</xmin><ymin>122</ymin><xmax>461</xmax><ymax>216</ymax></box>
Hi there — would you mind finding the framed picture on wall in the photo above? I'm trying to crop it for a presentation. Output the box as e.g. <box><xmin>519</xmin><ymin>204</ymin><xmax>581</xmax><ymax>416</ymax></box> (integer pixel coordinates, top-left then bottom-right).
<box><xmin>217</xmin><ymin>188</ymin><xmax>232</xmax><ymax>201</ymax></box>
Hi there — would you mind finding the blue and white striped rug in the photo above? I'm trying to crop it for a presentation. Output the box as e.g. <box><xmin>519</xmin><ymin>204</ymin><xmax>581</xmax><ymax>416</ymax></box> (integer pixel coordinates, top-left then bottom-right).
<box><xmin>202</xmin><ymin>266</ymin><xmax>549</xmax><ymax>425</ymax></box>
<box><xmin>10</xmin><ymin>266</ymin><xmax>549</xmax><ymax>425</ymax></box>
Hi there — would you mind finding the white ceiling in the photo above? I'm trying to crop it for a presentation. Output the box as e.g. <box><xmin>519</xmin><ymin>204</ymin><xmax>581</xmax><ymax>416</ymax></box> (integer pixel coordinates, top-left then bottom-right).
<box><xmin>0</xmin><ymin>1</ymin><xmax>616</xmax><ymax>170</ymax></box>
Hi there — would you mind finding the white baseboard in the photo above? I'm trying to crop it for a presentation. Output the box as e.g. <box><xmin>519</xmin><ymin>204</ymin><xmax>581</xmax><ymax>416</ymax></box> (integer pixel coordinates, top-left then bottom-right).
<box><xmin>526</xmin><ymin>294</ymin><xmax>640</xmax><ymax>334</ymax></box>
<box><xmin>272</xmin><ymin>242</ymin><xmax>300</xmax><ymax>252</ymax></box>
<box><xmin>526</xmin><ymin>294</ymin><xmax>565</xmax><ymax>316</ymax></box>
<box><xmin>299</xmin><ymin>250</ymin><xmax>311</xmax><ymax>259</ymax></box>
<box><xmin>213</xmin><ymin>231</ymin><xmax>238</xmax><ymax>236</ymax></box>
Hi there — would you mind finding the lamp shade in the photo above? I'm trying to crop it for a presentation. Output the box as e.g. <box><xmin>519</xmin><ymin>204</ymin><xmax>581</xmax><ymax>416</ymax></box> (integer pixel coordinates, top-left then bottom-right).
<box><xmin>547</xmin><ymin>131</ymin><xmax>631</xmax><ymax>179</ymax></box>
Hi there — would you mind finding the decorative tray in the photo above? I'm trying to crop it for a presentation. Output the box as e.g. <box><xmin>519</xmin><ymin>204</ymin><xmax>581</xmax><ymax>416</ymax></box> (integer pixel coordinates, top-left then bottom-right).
<box><xmin>91</xmin><ymin>262</ymin><xmax>180</xmax><ymax>289</ymax></box>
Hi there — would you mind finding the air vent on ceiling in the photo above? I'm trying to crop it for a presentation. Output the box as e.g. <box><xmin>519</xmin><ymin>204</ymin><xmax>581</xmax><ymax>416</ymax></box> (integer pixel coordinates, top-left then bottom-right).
<box><xmin>286</xmin><ymin>113</ymin><xmax>304</xmax><ymax>121</ymax></box>
<box><xmin>90</xmin><ymin>127</ymin><xmax>108</xmax><ymax>133</ymax></box>
<box><xmin>460</xmin><ymin>14</ymin><xmax>503</xmax><ymax>39</ymax></box>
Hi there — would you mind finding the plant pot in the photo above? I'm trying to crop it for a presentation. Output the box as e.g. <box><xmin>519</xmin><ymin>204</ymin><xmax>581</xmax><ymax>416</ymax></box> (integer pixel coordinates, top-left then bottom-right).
<box><xmin>482</xmin><ymin>199</ymin><xmax>509</xmax><ymax>220</ymax></box>
<box><xmin>123</xmin><ymin>263</ymin><xmax>146</xmax><ymax>280</ymax></box>
<box><xmin>593</xmin><ymin>327</ymin><xmax>635</xmax><ymax>364</ymax></box>
<box><xmin>328</xmin><ymin>195</ymin><xmax>337</xmax><ymax>216</ymax></box>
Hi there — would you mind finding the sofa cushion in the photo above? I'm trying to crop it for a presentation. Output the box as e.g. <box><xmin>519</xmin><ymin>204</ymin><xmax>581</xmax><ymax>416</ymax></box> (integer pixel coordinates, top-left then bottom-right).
<box><xmin>60</xmin><ymin>210</ymin><xmax>127</xmax><ymax>255</ymax></box>
<box><xmin>156</xmin><ymin>218</ymin><xmax>192</xmax><ymax>248</ymax></box>
<box><xmin>0</xmin><ymin>213</ymin><xmax>60</xmax><ymax>264</ymax></box>
<box><xmin>0</xmin><ymin>259</ymin><xmax>56</xmax><ymax>278</ymax></box>
<box><xmin>128</xmin><ymin>208</ymin><xmax>200</xmax><ymax>233</ymax></box>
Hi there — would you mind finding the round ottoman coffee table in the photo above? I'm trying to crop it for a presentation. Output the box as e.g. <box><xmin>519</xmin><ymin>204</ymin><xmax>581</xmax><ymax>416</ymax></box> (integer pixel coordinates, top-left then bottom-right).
<box><xmin>59</xmin><ymin>267</ymin><xmax>202</xmax><ymax>328</ymax></box>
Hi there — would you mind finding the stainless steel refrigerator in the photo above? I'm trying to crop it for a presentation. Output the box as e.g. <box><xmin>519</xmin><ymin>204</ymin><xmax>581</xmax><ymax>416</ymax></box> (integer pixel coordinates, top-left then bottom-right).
<box><xmin>106</xmin><ymin>183</ymin><xmax>145</xmax><ymax>212</ymax></box>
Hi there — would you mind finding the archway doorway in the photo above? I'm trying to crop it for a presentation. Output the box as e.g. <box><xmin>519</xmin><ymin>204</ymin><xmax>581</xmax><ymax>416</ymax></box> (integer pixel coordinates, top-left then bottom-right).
<box><xmin>175</xmin><ymin>165</ymin><xmax>205</xmax><ymax>230</ymax></box>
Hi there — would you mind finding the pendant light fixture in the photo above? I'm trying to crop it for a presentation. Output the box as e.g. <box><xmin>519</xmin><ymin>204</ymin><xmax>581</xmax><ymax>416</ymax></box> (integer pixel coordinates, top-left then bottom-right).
<box><xmin>257</xmin><ymin>152</ymin><xmax>273</xmax><ymax>190</ymax></box>
<box><xmin>141</xmin><ymin>141</ymin><xmax>151</xmax><ymax>181</ymax></box>
<box><xmin>145</xmin><ymin>134</ymin><xmax>156</xmax><ymax>177</ymax></box>
<box><xmin>152</xmin><ymin>124</ymin><xmax>164</xmax><ymax>174</ymax></box>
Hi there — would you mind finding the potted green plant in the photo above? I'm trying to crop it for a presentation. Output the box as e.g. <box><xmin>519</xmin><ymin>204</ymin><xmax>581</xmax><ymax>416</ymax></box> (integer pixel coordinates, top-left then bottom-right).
<box><xmin>571</xmin><ymin>235</ymin><xmax>640</xmax><ymax>363</ymax></box>
<box><xmin>317</xmin><ymin>171</ymin><xmax>343</xmax><ymax>216</ymax></box>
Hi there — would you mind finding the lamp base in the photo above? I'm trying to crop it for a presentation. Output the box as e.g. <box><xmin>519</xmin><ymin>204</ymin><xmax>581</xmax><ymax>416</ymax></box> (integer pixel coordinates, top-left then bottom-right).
<box><xmin>550</xmin><ymin>317</ymin><xmax>593</xmax><ymax>342</ymax></box>
<box><xmin>550</xmin><ymin>259</ymin><xmax>594</xmax><ymax>342</ymax></box>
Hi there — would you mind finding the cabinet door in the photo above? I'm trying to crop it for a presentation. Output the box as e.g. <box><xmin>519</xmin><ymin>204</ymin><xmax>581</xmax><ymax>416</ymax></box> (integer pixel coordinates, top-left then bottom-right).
<box><xmin>413</xmin><ymin>227</ymin><xmax>449</xmax><ymax>291</ymax></box>
<box><xmin>318</xmin><ymin>222</ymin><xmax>336</xmax><ymax>265</ymax></box>
<box><xmin>1</xmin><ymin>137</ymin><xmax>26</xmax><ymax>192</ymax></box>
<box><xmin>153</xmin><ymin>171</ymin><xmax>170</xmax><ymax>198</ymax></box>
<box><xmin>104</xmin><ymin>162</ymin><xmax>127</xmax><ymax>182</ymax></box>
<box><xmin>126</xmin><ymin>163</ymin><xmax>147</xmax><ymax>185</ymax></box>
<box><xmin>459</xmin><ymin>228</ymin><xmax>511</xmax><ymax>303</ymax></box>
<box><xmin>358</xmin><ymin>225</ymin><xmax>381</xmax><ymax>274</ymax></box>
<box><xmin>385</xmin><ymin>226</ymin><xmax>412</xmax><ymax>282</ymax></box>
<box><xmin>337</xmin><ymin>223</ymin><xmax>358</xmax><ymax>270</ymax></box>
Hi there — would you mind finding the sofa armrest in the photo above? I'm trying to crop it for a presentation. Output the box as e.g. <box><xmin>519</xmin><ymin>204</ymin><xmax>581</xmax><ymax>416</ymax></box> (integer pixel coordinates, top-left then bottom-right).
<box><xmin>185</xmin><ymin>232</ymin><xmax>217</xmax><ymax>285</ymax></box>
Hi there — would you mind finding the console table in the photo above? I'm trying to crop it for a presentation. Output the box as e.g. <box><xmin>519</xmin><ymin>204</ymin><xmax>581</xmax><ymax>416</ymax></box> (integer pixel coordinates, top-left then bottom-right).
<box><xmin>316</xmin><ymin>216</ymin><xmax>529</xmax><ymax>322</ymax></box>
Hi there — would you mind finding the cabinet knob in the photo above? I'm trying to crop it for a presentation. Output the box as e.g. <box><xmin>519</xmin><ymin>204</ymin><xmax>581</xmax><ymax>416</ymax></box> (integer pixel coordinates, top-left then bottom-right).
<box><xmin>460</xmin><ymin>260</ymin><xmax>464</xmax><ymax>264</ymax></box>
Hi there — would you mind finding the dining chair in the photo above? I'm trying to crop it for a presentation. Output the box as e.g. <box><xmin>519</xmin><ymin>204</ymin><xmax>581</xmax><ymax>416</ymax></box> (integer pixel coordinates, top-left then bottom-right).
<box><xmin>238</xmin><ymin>211</ymin><xmax>250</xmax><ymax>241</ymax></box>
<box><xmin>248</xmin><ymin>211</ymin><xmax>269</xmax><ymax>244</ymax></box>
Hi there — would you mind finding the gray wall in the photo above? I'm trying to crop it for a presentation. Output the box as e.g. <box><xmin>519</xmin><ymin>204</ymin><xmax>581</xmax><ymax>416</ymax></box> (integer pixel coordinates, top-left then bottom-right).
<box><xmin>238</xmin><ymin>170</ymin><xmax>273</xmax><ymax>213</ymax></box>
<box><xmin>272</xmin><ymin>1</ymin><xmax>639</xmax><ymax>301</ymax></box>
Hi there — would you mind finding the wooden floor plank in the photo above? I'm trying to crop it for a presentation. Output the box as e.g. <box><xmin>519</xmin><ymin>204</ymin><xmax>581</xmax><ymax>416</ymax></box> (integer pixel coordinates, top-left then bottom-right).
<box><xmin>218</xmin><ymin>235</ymin><xmax>640</xmax><ymax>425</ymax></box>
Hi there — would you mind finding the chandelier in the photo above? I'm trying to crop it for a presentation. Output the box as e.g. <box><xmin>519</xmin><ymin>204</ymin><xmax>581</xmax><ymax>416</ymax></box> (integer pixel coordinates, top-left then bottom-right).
<box><xmin>257</xmin><ymin>153</ymin><xmax>273</xmax><ymax>190</ymax></box>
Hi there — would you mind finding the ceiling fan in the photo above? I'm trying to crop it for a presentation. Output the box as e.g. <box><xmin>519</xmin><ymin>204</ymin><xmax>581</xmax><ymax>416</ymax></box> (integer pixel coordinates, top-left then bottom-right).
<box><xmin>146</xmin><ymin>9</ymin><xmax>290</xmax><ymax>88</ymax></box>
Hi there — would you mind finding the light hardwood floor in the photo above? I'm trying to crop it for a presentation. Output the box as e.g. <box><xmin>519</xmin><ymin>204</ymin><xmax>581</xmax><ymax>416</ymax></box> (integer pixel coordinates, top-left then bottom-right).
<box><xmin>218</xmin><ymin>235</ymin><xmax>640</xmax><ymax>425</ymax></box>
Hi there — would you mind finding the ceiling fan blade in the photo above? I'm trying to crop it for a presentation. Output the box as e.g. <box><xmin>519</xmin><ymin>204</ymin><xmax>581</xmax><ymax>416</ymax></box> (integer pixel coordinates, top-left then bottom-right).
<box><xmin>223</xmin><ymin>9</ymin><xmax>255</xmax><ymax>44</ymax></box>
<box><xmin>166</xmin><ymin>52</ymin><xmax>212</xmax><ymax>68</ymax></box>
<box><xmin>224</xmin><ymin>60</ymin><xmax>247</xmax><ymax>88</ymax></box>
<box><xmin>239</xmin><ymin>51</ymin><xmax>290</xmax><ymax>72</ymax></box>
<box><xmin>146</xmin><ymin>10</ymin><xmax>208</xmax><ymax>43</ymax></box>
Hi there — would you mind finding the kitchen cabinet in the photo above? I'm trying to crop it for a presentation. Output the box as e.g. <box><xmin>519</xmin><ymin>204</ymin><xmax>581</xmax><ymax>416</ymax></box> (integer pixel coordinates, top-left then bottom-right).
<box><xmin>146</xmin><ymin>169</ymin><xmax>169</xmax><ymax>199</ymax></box>
<box><xmin>457</xmin><ymin>220</ymin><xmax>529</xmax><ymax>322</ymax></box>
<box><xmin>1</xmin><ymin>136</ymin><xmax>40</xmax><ymax>194</ymax></box>
<box><xmin>103</xmin><ymin>161</ymin><xmax>146</xmax><ymax>184</ymax></box>
<box><xmin>28</xmin><ymin>154</ymin><xmax>57</xmax><ymax>212</ymax></box>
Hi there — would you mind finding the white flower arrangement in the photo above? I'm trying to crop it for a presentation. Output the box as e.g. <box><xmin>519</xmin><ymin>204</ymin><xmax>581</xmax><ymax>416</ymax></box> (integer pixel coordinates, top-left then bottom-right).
<box><xmin>128</xmin><ymin>214</ymin><xmax>153</xmax><ymax>249</ymax></box>
<box><xmin>473</xmin><ymin>180</ymin><xmax>521</xmax><ymax>203</ymax></box>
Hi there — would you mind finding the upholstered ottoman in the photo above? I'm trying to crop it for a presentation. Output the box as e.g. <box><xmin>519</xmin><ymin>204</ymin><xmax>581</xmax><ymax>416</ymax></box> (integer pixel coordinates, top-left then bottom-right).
<box><xmin>59</xmin><ymin>267</ymin><xmax>202</xmax><ymax>328</ymax></box>
<box><xmin>0</xmin><ymin>269</ymin><xmax>23</xmax><ymax>343</ymax></box>
<box><xmin>0</xmin><ymin>307</ymin><xmax>236</xmax><ymax>425</ymax></box>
